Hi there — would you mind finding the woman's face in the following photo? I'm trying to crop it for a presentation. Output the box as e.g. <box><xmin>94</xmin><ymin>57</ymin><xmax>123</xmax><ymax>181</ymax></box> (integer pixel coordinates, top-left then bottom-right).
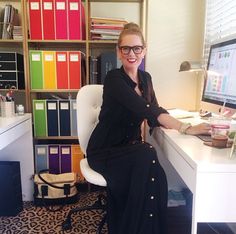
<box><xmin>117</xmin><ymin>34</ymin><xmax>146</xmax><ymax>71</ymax></box>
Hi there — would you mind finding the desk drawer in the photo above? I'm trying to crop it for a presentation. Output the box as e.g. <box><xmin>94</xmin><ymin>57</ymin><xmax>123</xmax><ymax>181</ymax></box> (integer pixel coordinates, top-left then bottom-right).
<box><xmin>162</xmin><ymin>137</ymin><xmax>196</xmax><ymax>192</ymax></box>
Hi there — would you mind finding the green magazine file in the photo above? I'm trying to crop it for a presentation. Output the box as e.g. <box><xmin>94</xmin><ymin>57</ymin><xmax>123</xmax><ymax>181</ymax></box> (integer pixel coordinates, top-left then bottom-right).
<box><xmin>30</xmin><ymin>50</ymin><xmax>43</xmax><ymax>89</ymax></box>
<box><xmin>33</xmin><ymin>100</ymin><xmax>47</xmax><ymax>137</ymax></box>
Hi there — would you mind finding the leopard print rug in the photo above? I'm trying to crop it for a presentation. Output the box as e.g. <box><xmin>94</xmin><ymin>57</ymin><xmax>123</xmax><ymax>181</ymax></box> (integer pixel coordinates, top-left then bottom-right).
<box><xmin>0</xmin><ymin>191</ymin><xmax>107</xmax><ymax>234</ymax></box>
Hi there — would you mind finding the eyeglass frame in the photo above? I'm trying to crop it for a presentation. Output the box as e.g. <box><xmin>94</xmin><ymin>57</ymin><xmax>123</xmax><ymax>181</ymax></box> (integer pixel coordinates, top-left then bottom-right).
<box><xmin>118</xmin><ymin>45</ymin><xmax>145</xmax><ymax>55</ymax></box>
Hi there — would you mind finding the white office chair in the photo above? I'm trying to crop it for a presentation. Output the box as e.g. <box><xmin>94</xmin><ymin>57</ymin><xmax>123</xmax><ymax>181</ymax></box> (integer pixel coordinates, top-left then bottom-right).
<box><xmin>62</xmin><ymin>85</ymin><xmax>107</xmax><ymax>233</ymax></box>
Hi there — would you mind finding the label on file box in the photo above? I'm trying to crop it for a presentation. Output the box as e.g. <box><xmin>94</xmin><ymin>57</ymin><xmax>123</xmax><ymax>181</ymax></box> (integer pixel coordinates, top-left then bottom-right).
<box><xmin>44</xmin><ymin>2</ymin><xmax>52</xmax><ymax>10</ymax></box>
<box><xmin>45</xmin><ymin>54</ymin><xmax>53</xmax><ymax>61</ymax></box>
<box><xmin>57</xmin><ymin>54</ymin><xmax>66</xmax><ymax>61</ymax></box>
<box><xmin>31</xmin><ymin>2</ymin><xmax>40</xmax><ymax>10</ymax></box>
<box><xmin>32</xmin><ymin>54</ymin><xmax>41</xmax><ymax>61</ymax></box>
<box><xmin>56</xmin><ymin>2</ymin><xmax>65</xmax><ymax>10</ymax></box>
<box><xmin>70</xmin><ymin>54</ymin><xmax>79</xmax><ymax>61</ymax></box>
<box><xmin>48</xmin><ymin>102</ymin><xmax>57</xmax><ymax>110</ymax></box>
<box><xmin>35</xmin><ymin>103</ymin><xmax>44</xmax><ymax>110</ymax></box>
<box><xmin>70</xmin><ymin>2</ymin><xmax>79</xmax><ymax>10</ymax></box>
<box><xmin>60</xmin><ymin>102</ymin><xmax>69</xmax><ymax>110</ymax></box>
<box><xmin>50</xmin><ymin>147</ymin><xmax>58</xmax><ymax>154</ymax></box>
<box><xmin>37</xmin><ymin>147</ymin><xmax>46</xmax><ymax>154</ymax></box>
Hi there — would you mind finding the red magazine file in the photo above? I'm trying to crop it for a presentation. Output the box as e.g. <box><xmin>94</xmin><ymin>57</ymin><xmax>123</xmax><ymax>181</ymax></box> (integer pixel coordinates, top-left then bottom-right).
<box><xmin>42</xmin><ymin>0</ymin><xmax>55</xmax><ymax>40</ymax></box>
<box><xmin>56</xmin><ymin>51</ymin><xmax>69</xmax><ymax>89</ymax></box>
<box><xmin>68</xmin><ymin>0</ymin><xmax>82</xmax><ymax>40</ymax></box>
<box><xmin>68</xmin><ymin>51</ymin><xmax>81</xmax><ymax>89</ymax></box>
<box><xmin>29</xmin><ymin>0</ymin><xmax>43</xmax><ymax>40</ymax></box>
<box><xmin>55</xmin><ymin>0</ymin><xmax>68</xmax><ymax>39</ymax></box>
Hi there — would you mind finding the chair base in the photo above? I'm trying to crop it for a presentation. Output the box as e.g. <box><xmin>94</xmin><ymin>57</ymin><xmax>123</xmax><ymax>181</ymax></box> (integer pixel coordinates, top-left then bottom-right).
<box><xmin>62</xmin><ymin>193</ymin><xmax>107</xmax><ymax>233</ymax></box>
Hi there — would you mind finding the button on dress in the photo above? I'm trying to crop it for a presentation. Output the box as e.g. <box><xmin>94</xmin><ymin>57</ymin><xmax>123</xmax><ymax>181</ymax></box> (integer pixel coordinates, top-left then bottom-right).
<box><xmin>87</xmin><ymin>67</ymin><xmax>168</xmax><ymax>234</ymax></box>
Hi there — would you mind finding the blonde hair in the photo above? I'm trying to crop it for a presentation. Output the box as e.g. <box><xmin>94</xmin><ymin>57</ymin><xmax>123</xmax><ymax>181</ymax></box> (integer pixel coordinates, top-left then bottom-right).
<box><xmin>118</xmin><ymin>22</ymin><xmax>146</xmax><ymax>47</ymax></box>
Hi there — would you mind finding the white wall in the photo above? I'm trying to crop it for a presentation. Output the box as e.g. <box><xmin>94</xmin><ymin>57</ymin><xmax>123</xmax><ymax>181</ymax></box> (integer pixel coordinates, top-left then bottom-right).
<box><xmin>146</xmin><ymin>0</ymin><xmax>205</xmax><ymax>111</ymax></box>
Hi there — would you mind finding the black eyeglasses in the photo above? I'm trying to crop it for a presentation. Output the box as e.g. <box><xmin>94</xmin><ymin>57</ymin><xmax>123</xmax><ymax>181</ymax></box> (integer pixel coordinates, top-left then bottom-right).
<box><xmin>119</xmin><ymin>45</ymin><xmax>144</xmax><ymax>55</ymax></box>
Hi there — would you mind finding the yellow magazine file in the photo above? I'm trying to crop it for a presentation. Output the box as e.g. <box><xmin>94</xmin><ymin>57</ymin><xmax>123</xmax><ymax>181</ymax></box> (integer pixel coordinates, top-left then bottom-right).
<box><xmin>42</xmin><ymin>51</ymin><xmax>57</xmax><ymax>89</ymax></box>
<box><xmin>71</xmin><ymin>144</ymin><xmax>84</xmax><ymax>181</ymax></box>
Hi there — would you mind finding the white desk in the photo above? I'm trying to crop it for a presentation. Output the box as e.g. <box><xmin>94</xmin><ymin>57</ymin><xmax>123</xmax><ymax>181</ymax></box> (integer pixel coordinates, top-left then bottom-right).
<box><xmin>0</xmin><ymin>114</ymin><xmax>34</xmax><ymax>201</ymax></box>
<box><xmin>154</xmin><ymin>115</ymin><xmax>236</xmax><ymax>234</ymax></box>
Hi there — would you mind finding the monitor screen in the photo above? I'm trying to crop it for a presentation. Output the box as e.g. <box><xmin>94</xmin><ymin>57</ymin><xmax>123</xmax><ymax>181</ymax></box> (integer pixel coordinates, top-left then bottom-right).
<box><xmin>201</xmin><ymin>38</ymin><xmax>236</xmax><ymax>112</ymax></box>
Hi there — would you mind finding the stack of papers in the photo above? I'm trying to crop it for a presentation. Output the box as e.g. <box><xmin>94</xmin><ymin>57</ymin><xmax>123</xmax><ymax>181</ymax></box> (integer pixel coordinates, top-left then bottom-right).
<box><xmin>168</xmin><ymin>109</ymin><xmax>195</xmax><ymax>119</ymax></box>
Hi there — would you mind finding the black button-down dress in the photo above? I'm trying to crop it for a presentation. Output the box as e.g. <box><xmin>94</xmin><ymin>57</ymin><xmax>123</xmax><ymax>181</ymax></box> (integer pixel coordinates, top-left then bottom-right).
<box><xmin>87</xmin><ymin>67</ymin><xmax>169</xmax><ymax>234</ymax></box>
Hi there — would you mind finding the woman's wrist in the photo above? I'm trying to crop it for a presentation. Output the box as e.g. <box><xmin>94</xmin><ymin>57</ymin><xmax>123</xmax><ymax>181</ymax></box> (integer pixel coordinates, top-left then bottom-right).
<box><xmin>178</xmin><ymin>122</ymin><xmax>192</xmax><ymax>134</ymax></box>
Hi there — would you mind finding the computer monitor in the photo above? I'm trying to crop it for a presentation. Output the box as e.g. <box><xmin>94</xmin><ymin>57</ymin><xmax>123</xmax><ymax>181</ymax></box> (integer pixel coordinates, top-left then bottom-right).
<box><xmin>201</xmin><ymin>38</ymin><xmax>236</xmax><ymax>114</ymax></box>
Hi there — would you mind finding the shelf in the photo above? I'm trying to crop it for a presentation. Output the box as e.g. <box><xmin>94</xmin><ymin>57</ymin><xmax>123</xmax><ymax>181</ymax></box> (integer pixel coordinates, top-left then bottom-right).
<box><xmin>90</xmin><ymin>0</ymin><xmax>143</xmax><ymax>2</ymax></box>
<box><xmin>30</xmin><ymin>89</ymin><xmax>79</xmax><ymax>93</ymax></box>
<box><xmin>27</xmin><ymin>40</ymin><xmax>87</xmax><ymax>44</ymax></box>
<box><xmin>35</xmin><ymin>136</ymin><xmax>79</xmax><ymax>140</ymax></box>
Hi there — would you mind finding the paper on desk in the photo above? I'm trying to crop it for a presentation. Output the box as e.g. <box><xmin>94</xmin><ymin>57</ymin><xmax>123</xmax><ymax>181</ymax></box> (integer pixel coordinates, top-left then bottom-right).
<box><xmin>168</xmin><ymin>109</ymin><xmax>195</xmax><ymax>119</ymax></box>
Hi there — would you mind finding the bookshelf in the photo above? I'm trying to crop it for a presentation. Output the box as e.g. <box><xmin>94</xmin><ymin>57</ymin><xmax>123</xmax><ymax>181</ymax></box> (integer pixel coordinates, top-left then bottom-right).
<box><xmin>0</xmin><ymin>0</ymin><xmax>147</xmax><ymax>174</ymax></box>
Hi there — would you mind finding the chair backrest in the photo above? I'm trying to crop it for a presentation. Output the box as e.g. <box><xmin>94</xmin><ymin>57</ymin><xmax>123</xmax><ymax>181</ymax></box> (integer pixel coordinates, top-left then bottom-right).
<box><xmin>76</xmin><ymin>85</ymin><xmax>103</xmax><ymax>155</ymax></box>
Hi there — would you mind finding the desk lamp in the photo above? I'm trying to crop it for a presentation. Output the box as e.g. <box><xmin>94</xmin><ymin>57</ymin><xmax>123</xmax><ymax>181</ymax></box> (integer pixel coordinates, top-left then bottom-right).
<box><xmin>179</xmin><ymin>61</ymin><xmax>204</xmax><ymax>72</ymax></box>
<box><xmin>179</xmin><ymin>61</ymin><xmax>211</xmax><ymax>117</ymax></box>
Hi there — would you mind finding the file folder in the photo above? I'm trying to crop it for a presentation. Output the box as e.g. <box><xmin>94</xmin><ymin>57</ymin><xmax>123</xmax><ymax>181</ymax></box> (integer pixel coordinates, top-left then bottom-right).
<box><xmin>68</xmin><ymin>0</ymin><xmax>82</xmax><ymax>40</ymax></box>
<box><xmin>56</xmin><ymin>51</ymin><xmax>69</xmax><ymax>89</ymax></box>
<box><xmin>42</xmin><ymin>0</ymin><xmax>55</xmax><ymax>39</ymax></box>
<box><xmin>60</xmin><ymin>145</ymin><xmax>72</xmax><ymax>173</ymax></box>
<box><xmin>29</xmin><ymin>0</ymin><xmax>43</xmax><ymax>39</ymax></box>
<box><xmin>35</xmin><ymin>145</ymin><xmax>48</xmax><ymax>173</ymax></box>
<box><xmin>29</xmin><ymin>50</ymin><xmax>43</xmax><ymax>89</ymax></box>
<box><xmin>43</xmin><ymin>51</ymin><xmax>57</xmax><ymax>89</ymax></box>
<box><xmin>55</xmin><ymin>0</ymin><xmax>68</xmax><ymax>39</ymax></box>
<box><xmin>71</xmin><ymin>144</ymin><xmax>84</xmax><ymax>180</ymax></box>
<box><xmin>33</xmin><ymin>100</ymin><xmax>47</xmax><ymax>137</ymax></box>
<box><xmin>68</xmin><ymin>51</ymin><xmax>81</xmax><ymax>89</ymax></box>
<box><xmin>48</xmin><ymin>145</ymin><xmax>60</xmax><ymax>174</ymax></box>
<box><xmin>59</xmin><ymin>100</ymin><xmax>71</xmax><ymax>136</ymax></box>
<box><xmin>70</xmin><ymin>99</ymin><xmax>77</xmax><ymax>136</ymax></box>
<box><xmin>46</xmin><ymin>100</ymin><xmax>59</xmax><ymax>136</ymax></box>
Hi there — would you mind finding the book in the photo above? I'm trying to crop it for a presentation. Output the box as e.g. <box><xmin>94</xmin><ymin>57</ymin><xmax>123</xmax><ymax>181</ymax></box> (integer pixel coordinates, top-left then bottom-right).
<box><xmin>91</xmin><ymin>16</ymin><xmax>128</xmax><ymax>25</ymax></box>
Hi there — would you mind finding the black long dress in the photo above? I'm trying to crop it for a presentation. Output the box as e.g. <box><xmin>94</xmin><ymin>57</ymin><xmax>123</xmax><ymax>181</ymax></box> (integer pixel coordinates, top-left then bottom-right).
<box><xmin>87</xmin><ymin>66</ymin><xmax>169</xmax><ymax>234</ymax></box>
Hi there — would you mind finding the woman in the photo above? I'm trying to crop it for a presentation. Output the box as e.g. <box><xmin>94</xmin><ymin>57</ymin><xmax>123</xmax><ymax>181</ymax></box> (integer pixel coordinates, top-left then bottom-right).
<box><xmin>87</xmin><ymin>23</ymin><xmax>210</xmax><ymax>234</ymax></box>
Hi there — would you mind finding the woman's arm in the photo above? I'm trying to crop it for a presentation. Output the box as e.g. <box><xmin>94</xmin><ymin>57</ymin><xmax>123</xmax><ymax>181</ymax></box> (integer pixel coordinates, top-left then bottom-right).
<box><xmin>157</xmin><ymin>113</ymin><xmax>211</xmax><ymax>135</ymax></box>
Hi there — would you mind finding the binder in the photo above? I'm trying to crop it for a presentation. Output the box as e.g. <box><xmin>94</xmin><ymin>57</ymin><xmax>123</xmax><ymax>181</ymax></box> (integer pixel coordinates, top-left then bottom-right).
<box><xmin>68</xmin><ymin>51</ymin><xmax>81</xmax><ymax>89</ymax></box>
<box><xmin>70</xmin><ymin>99</ymin><xmax>77</xmax><ymax>136</ymax></box>
<box><xmin>48</xmin><ymin>145</ymin><xmax>60</xmax><ymax>174</ymax></box>
<box><xmin>29</xmin><ymin>50</ymin><xmax>43</xmax><ymax>89</ymax></box>
<box><xmin>42</xmin><ymin>0</ymin><xmax>55</xmax><ymax>39</ymax></box>
<box><xmin>60</xmin><ymin>145</ymin><xmax>72</xmax><ymax>173</ymax></box>
<box><xmin>29</xmin><ymin>0</ymin><xmax>43</xmax><ymax>39</ymax></box>
<box><xmin>97</xmin><ymin>51</ymin><xmax>117</xmax><ymax>84</ymax></box>
<box><xmin>35</xmin><ymin>145</ymin><xmax>48</xmax><ymax>173</ymax></box>
<box><xmin>46</xmin><ymin>100</ymin><xmax>59</xmax><ymax>136</ymax></box>
<box><xmin>59</xmin><ymin>100</ymin><xmax>71</xmax><ymax>136</ymax></box>
<box><xmin>33</xmin><ymin>100</ymin><xmax>47</xmax><ymax>137</ymax></box>
<box><xmin>56</xmin><ymin>51</ymin><xmax>68</xmax><ymax>89</ymax></box>
<box><xmin>68</xmin><ymin>0</ymin><xmax>82</xmax><ymax>40</ymax></box>
<box><xmin>55</xmin><ymin>0</ymin><xmax>68</xmax><ymax>39</ymax></box>
<box><xmin>43</xmin><ymin>51</ymin><xmax>57</xmax><ymax>89</ymax></box>
<box><xmin>71</xmin><ymin>144</ymin><xmax>84</xmax><ymax>180</ymax></box>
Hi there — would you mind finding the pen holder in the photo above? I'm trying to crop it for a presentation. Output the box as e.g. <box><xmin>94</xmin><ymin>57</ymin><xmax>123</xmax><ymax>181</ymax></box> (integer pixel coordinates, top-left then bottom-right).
<box><xmin>0</xmin><ymin>101</ymin><xmax>15</xmax><ymax>117</ymax></box>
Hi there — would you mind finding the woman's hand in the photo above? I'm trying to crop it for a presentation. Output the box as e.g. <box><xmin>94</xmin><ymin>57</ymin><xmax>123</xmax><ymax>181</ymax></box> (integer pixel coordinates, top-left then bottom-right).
<box><xmin>185</xmin><ymin>123</ymin><xmax>211</xmax><ymax>135</ymax></box>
